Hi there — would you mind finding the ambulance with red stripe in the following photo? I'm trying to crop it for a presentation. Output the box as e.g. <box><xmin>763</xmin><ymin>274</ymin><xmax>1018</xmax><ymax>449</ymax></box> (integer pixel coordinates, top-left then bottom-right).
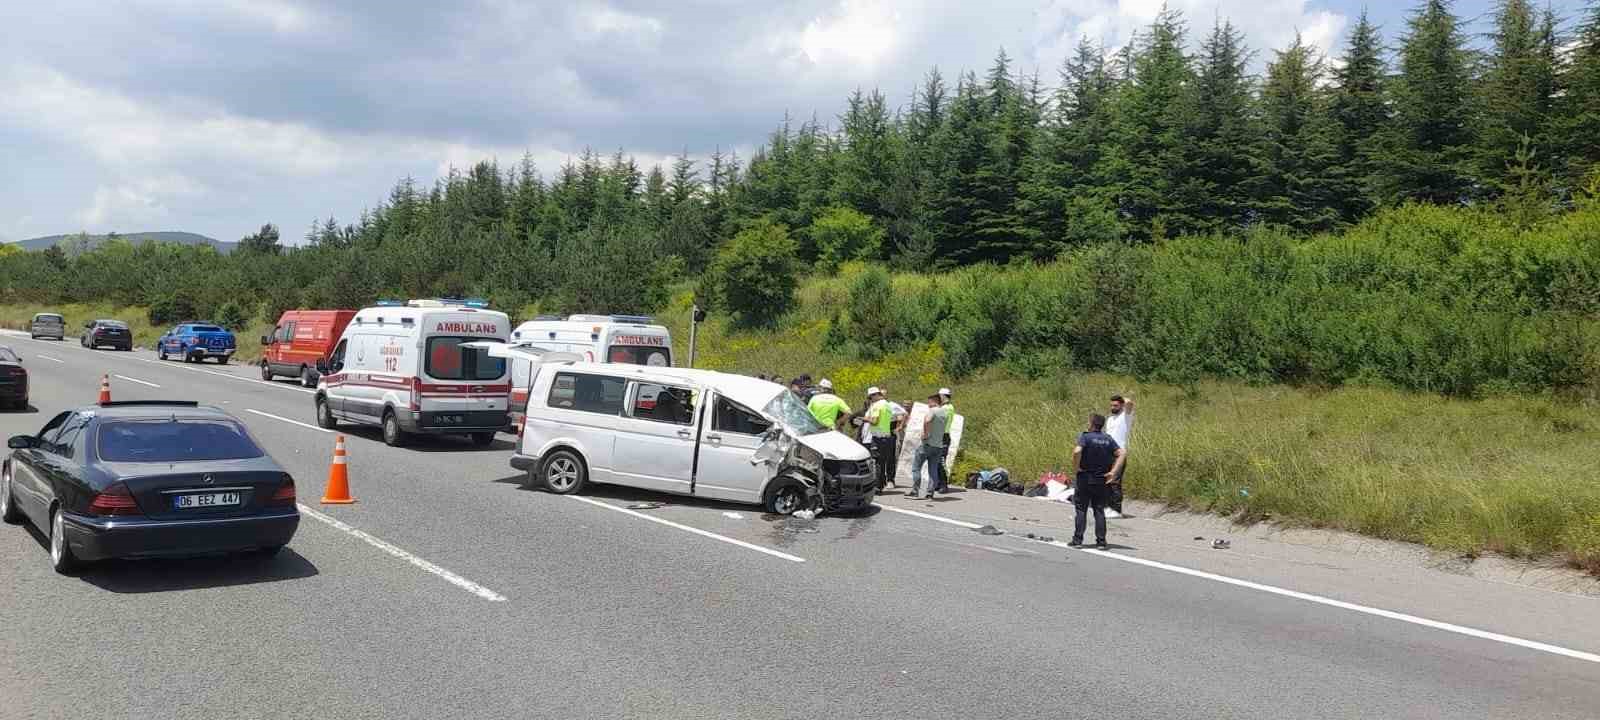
<box><xmin>502</xmin><ymin>314</ymin><xmax>673</xmax><ymax>432</ymax></box>
<box><xmin>312</xmin><ymin>299</ymin><xmax>511</xmax><ymax>447</ymax></box>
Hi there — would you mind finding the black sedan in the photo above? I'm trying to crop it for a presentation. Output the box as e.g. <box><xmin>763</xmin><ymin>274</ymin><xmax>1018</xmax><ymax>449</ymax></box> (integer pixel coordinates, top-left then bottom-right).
<box><xmin>81</xmin><ymin>319</ymin><xmax>133</xmax><ymax>351</ymax></box>
<box><xmin>1</xmin><ymin>401</ymin><xmax>299</xmax><ymax>573</ymax></box>
<box><xmin>0</xmin><ymin>346</ymin><xmax>25</xmax><ymax>410</ymax></box>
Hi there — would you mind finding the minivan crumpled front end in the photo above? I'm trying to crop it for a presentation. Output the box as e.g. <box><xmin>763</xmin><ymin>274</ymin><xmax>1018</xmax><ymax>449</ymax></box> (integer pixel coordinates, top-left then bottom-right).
<box><xmin>750</xmin><ymin>427</ymin><xmax>876</xmax><ymax>515</ymax></box>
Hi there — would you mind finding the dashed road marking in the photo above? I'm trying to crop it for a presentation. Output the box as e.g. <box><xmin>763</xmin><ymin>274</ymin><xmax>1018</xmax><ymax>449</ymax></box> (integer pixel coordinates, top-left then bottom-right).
<box><xmin>297</xmin><ymin>504</ymin><xmax>507</xmax><ymax>602</ymax></box>
<box><xmin>569</xmin><ymin>495</ymin><xmax>806</xmax><ymax>563</ymax></box>
<box><xmin>111</xmin><ymin>374</ymin><xmax>161</xmax><ymax>388</ymax></box>
<box><xmin>874</xmin><ymin>502</ymin><xmax>983</xmax><ymax>529</ymax></box>
<box><xmin>245</xmin><ymin>408</ymin><xmax>332</xmax><ymax>434</ymax></box>
<box><xmin>34</xmin><ymin>355</ymin><xmax>62</xmax><ymax>363</ymax></box>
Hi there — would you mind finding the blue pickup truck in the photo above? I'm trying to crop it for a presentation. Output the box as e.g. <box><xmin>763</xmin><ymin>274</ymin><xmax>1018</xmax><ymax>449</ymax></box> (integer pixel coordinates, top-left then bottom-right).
<box><xmin>157</xmin><ymin>323</ymin><xmax>238</xmax><ymax>364</ymax></box>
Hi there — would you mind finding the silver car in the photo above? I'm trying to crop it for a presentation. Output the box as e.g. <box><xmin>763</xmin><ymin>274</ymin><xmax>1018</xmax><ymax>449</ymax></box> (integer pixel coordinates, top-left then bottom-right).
<box><xmin>28</xmin><ymin>313</ymin><xmax>64</xmax><ymax>340</ymax></box>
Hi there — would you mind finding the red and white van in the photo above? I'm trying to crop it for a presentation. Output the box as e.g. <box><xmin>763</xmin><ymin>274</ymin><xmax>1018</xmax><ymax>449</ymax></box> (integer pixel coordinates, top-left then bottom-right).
<box><xmin>313</xmin><ymin>300</ymin><xmax>511</xmax><ymax>447</ymax></box>
<box><xmin>260</xmin><ymin>309</ymin><xmax>358</xmax><ymax>387</ymax></box>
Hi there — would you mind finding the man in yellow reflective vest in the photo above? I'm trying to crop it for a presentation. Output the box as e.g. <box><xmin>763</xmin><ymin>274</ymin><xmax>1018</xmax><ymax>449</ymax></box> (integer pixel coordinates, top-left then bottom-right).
<box><xmin>862</xmin><ymin>386</ymin><xmax>899</xmax><ymax>490</ymax></box>
<box><xmin>807</xmin><ymin>378</ymin><xmax>852</xmax><ymax>432</ymax></box>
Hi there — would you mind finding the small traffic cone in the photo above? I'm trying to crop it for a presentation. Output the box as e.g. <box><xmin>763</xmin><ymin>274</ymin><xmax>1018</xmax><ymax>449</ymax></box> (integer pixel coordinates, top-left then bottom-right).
<box><xmin>97</xmin><ymin>374</ymin><xmax>112</xmax><ymax>404</ymax></box>
<box><xmin>320</xmin><ymin>434</ymin><xmax>356</xmax><ymax>504</ymax></box>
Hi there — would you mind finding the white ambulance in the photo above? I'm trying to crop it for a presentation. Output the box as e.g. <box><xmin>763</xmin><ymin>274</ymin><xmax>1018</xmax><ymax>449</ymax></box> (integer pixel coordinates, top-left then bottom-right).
<box><xmin>503</xmin><ymin>314</ymin><xmax>673</xmax><ymax>430</ymax></box>
<box><xmin>313</xmin><ymin>299</ymin><xmax>511</xmax><ymax>447</ymax></box>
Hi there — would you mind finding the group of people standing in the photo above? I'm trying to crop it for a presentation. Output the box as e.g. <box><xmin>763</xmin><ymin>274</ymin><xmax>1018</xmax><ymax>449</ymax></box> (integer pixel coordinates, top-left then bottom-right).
<box><xmin>1070</xmin><ymin>394</ymin><xmax>1134</xmax><ymax>548</ymax></box>
<box><xmin>768</xmin><ymin>375</ymin><xmax>955</xmax><ymax>501</ymax></box>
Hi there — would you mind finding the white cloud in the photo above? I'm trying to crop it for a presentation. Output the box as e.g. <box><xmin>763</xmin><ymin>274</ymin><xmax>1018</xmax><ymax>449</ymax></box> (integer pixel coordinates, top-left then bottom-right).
<box><xmin>799</xmin><ymin>0</ymin><xmax>905</xmax><ymax>68</ymax></box>
<box><xmin>583</xmin><ymin>6</ymin><xmax>663</xmax><ymax>37</ymax></box>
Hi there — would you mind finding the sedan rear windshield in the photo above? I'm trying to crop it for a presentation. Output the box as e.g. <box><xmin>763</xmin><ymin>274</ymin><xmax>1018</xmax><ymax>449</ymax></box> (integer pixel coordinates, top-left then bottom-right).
<box><xmin>96</xmin><ymin>320</ymin><xmax>129</xmax><ymax>329</ymax></box>
<box><xmin>97</xmin><ymin>419</ymin><xmax>265</xmax><ymax>462</ymax></box>
<box><xmin>34</xmin><ymin>314</ymin><xmax>62</xmax><ymax>322</ymax></box>
<box><xmin>425</xmin><ymin>336</ymin><xmax>505</xmax><ymax>380</ymax></box>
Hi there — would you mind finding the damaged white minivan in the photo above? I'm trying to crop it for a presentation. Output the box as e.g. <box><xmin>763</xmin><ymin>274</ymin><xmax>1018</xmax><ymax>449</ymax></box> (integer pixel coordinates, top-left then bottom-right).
<box><xmin>505</xmin><ymin>361</ymin><xmax>877</xmax><ymax>515</ymax></box>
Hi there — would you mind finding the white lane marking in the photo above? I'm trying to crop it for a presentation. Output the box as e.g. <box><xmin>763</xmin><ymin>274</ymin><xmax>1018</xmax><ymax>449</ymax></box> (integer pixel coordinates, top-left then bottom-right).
<box><xmin>245</xmin><ymin>408</ymin><xmax>332</xmax><ymax>434</ymax></box>
<box><xmin>297</xmin><ymin>503</ymin><xmax>507</xmax><ymax>602</ymax></box>
<box><xmin>882</xmin><ymin>502</ymin><xmax>1600</xmax><ymax>665</ymax></box>
<box><xmin>1063</xmin><ymin>545</ymin><xmax>1600</xmax><ymax>665</ymax></box>
<box><xmin>34</xmin><ymin>354</ymin><xmax>62</xmax><ymax>363</ymax></box>
<box><xmin>111</xmin><ymin>374</ymin><xmax>161</xmax><ymax>388</ymax></box>
<box><xmin>568</xmin><ymin>495</ymin><xmax>805</xmax><ymax>563</ymax></box>
<box><xmin>874</xmin><ymin>502</ymin><xmax>984</xmax><ymax>529</ymax></box>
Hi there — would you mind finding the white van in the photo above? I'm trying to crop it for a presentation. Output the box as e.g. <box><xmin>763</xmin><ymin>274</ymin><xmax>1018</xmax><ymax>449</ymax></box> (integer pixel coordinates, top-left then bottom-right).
<box><xmin>505</xmin><ymin>314</ymin><xmax>673</xmax><ymax>430</ymax></box>
<box><xmin>507</xmin><ymin>362</ymin><xmax>877</xmax><ymax>515</ymax></box>
<box><xmin>313</xmin><ymin>299</ymin><xmax>511</xmax><ymax>447</ymax></box>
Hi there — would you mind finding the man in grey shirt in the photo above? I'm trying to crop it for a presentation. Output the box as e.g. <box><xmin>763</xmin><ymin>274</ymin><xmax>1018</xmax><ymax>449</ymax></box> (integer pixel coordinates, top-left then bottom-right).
<box><xmin>910</xmin><ymin>392</ymin><xmax>952</xmax><ymax>500</ymax></box>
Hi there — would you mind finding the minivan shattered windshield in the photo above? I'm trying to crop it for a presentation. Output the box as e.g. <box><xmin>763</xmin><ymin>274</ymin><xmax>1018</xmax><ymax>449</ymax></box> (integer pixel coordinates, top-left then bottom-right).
<box><xmin>763</xmin><ymin>390</ymin><xmax>828</xmax><ymax>435</ymax></box>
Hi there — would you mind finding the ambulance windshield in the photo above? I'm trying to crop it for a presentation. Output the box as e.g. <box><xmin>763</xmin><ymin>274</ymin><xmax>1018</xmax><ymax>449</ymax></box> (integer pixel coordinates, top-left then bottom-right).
<box><xmin>606</xmin><ymin>345</ymin><xmax>672</xmax><ymax>367</ymax></box>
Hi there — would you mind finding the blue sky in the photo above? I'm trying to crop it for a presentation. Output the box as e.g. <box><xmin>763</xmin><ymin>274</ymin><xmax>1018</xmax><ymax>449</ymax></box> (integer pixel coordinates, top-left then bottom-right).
<box><xmin>0</xmin><ymin>1</ymin><xmax>1586</xmax><ymax>245</ymax></box>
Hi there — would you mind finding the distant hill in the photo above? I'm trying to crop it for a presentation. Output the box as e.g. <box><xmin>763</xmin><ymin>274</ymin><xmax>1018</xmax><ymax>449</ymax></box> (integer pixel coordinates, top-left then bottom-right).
<box><xmin>9</xmin><ymin>231</ymin><xmax>236</xmax><ymax>254</ymax></box>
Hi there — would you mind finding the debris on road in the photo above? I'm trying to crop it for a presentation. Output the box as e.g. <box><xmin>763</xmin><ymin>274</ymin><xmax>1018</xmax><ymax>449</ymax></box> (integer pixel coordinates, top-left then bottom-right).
<box><xmin>722</xmin><ymin>512</ymin><xmax>744</xmax><ymax>520</ymax></box>
<box><xmin>627</xmin><ymin>502</ymin><xmax>665</xmax><ymax>510</ymax></box>
<box><xmin>975</xmin><ymin>525</ymin><xmax>1003</xmax><ymax>536</ymax></box>
<box><xmin>1212</xmin><ymin>539</ymin><xmax>1231</xmax><ymax>550</ymax></box>
<box><xmin>793</xmin><ymin>509</ymin><xmax>817</xmax><ymax>520</ymax></box>
<box><xmin>1194</xmin><ymin>536</ymin><xmax>1205</xmax><ymax>541</ymax></box>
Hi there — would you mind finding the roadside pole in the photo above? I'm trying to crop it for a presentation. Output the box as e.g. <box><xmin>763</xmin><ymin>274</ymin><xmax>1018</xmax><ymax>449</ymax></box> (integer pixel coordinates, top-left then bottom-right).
<box><xmin>687</xmin><ymin>303</ymin><xmax>705</xmax><ymax>368</ymax></box>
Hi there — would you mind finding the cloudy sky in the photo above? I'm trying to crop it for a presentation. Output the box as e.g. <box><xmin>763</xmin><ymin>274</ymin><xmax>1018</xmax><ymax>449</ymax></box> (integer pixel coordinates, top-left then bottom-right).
<box><xmin>0</xmin><ymin>0</ymin><xmax>1576</xmax><ymax>244</ymax></box>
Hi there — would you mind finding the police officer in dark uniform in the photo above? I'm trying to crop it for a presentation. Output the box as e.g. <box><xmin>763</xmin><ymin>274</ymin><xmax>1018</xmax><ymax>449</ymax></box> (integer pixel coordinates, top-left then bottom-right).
<box><xmin>1070</xmin><ymin>413</ymin><xmax>1126</xmax><ymax>548</ymax></box>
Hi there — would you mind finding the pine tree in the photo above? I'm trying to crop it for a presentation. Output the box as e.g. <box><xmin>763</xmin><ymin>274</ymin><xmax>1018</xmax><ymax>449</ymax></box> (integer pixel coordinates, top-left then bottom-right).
<box><xmin>1554</xmin><ymin>3</ymin><xmax>1600</xmax><ymax>192</ymax></box>
<box><xmin>1176</xmin><ymin>19</ymin><xmax>1261</xmax><ymax>235</ymax></box>
<box><xmin>833</xmin><ymin>88</ymin><xmax>897</xmax><ymax>222</ymax></box>
<box><xmin>1105</xmin><ymin>7</ymin><xmax>1192</xmax><ymax>239</ymax></box>
<box><xmin>927</xmin><ymin>73</ymin><xmax>989</xmax><ymax>262</ymax></box>
<box><xmin>1257</xmin><ymin>33</ymin><xmax>1343</xmax><ymax>232</ymax></box>
<box><xmin>1476</xmin><ymin>0</ymin><xmax>1559</xmax><ymax>197</ymax></box>
<box><xmin>1019</xmin><ymin>38</ymin><xmax>1123</xmax><ymax>251</ymax></box>
<box><xmin>1371</xmin><ymin>0</ymin><xmax>1476</xmax><ymax>206</ymax></box>
<box><xmin>965</xmin><ymin>50</ymin><xmax>1036</xmax><ymax>261</ymax></box>
<box><xmin>1328</xmin><ymin>10</ymin><xmax>1388</xmax><ymax>222</ymax></box>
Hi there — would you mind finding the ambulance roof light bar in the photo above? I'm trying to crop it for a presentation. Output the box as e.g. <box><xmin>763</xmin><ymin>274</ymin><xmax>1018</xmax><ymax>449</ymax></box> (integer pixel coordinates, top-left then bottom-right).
<box><xmin>566</xmin><ymin>313</ymin><xmax>654</xmax><ymax>325</ymax></box>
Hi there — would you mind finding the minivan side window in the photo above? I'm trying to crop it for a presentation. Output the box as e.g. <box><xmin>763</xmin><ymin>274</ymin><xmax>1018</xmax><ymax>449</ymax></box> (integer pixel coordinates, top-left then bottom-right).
<box><xmin>630</xmin><ymin>383</ymin><xmax>696</xmax><ymax>425</ymax></box>
<box><xmin>548</xmin><ymin>373</ymin><xmax>625</xmax><ymax>415</ymax></box>
<box><xmin>328</xmin><ymin>339</ymin><xmax>347</xmax><ymax>373</ymax></box>
<box><xmin>712</xmin><ymin>396</ymin><xmax>772</xmax><ymax>436</ymax></box>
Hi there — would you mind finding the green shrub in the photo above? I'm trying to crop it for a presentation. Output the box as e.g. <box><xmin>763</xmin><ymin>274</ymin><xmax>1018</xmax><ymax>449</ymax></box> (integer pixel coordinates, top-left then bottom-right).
<box><xmin>214</xmin><ymin>301</ymin><xmax>249</xmax><ymax>330</ymax></box>
<box><xmin>706</xmin><ymin>219</ymin><xmax>799</xmax><ymax>328</ymax></box>
<box><xmin>843</xmin><ymin>266</ymin><xmax>895</xmax><ymax>357</ymax></box>
<box><xmin>810</xmin><ymin>206</ymin><xmax>884</xmax><ymax>272</ymax></box>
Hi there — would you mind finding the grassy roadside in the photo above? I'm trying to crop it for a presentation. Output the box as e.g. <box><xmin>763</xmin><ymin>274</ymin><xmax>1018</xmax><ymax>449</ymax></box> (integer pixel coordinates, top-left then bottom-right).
<box><xmin>654</xmin><ymin>285</ymin><xmax>1600</xmax><ymax>574</ymax></box>
<box><xmin>0</xmin><ymin>303</ymin><xmax>276</xmax><ymax>363</ymax></box>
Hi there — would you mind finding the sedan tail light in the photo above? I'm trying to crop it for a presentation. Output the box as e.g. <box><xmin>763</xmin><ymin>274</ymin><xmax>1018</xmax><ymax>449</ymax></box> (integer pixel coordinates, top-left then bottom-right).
<box><xmin>87</xmin><ymin>483</ymin><xmax>141</xmax><ymax>516</ymax></box>
<box><xmin>269</xmin><ymin>474</ymin><xmax>296</xmax><ymax>506</ymax></box>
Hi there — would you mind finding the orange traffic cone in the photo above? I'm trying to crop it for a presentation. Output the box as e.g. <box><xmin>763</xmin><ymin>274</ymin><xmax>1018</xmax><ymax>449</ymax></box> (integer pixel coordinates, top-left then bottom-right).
<box><xmin>321</xmin><ymin>434</ymin><xmax>356</xmax><ymax>504</ymax></box>
<box><xmin>97</xmin><ymin>374</ymin><xmax>111</xmax><ymax>404</ymax></box>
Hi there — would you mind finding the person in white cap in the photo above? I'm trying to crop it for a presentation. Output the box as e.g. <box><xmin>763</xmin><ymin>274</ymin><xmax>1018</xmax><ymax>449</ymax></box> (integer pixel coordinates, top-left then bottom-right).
<box><xmin>806</xmin><ymin>378</ymin><xmax>852</xmax><ymax>432</ymax></box>
<box><xmin>861</xmin><ymin>386</ymin><xmax>902</xmax><ymax>490</ymax></box>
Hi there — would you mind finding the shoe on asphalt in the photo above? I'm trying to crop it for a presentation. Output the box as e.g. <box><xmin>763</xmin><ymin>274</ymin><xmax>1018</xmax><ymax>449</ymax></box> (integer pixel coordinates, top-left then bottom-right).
<box><xmin>1105</xmin><ymin>508</ymin><xmax>1123</xmax><ymax>519</ymax></box>
<box><xmin>1095</xmin><ymin>541</ymin><xmax>1109</xmax><ymax>549</ymax></box>
<box><xmin>1068</xmin><ymin>539</ymin><xmax>1083</xmax><ymax>547</ymax></box>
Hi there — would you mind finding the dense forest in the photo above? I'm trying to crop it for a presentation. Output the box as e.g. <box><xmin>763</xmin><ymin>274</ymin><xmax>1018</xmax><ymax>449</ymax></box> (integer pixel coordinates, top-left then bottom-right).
<box><xmin>2</xmin><ymin>0</ymin><xmax>1599</xmax><ymax>394</ymax></box>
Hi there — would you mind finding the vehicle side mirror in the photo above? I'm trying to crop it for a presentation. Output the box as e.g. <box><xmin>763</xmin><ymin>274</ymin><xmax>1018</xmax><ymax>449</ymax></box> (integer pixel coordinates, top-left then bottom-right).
<box><xmin>83</xmin><ymin>322</ymin><xmax>93</xmax><ymax>329</ymax></box>
<box><xmin>316</xmin><ymin>359</ymin><xmax>330</xmax><ymax>374</ymax></box>
<box><xmin>260</xmin><ymin>335</ymin><xmax>273</xmax><ymax>345</ymax></box>
<box><xmin>8</xmin><ymin>435</ymin><xmax>37</xmax><ymax>449</ymax></box>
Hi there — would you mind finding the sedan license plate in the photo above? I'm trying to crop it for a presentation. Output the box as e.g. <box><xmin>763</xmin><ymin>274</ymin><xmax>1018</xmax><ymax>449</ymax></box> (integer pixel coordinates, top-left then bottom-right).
<box><xmin>173</xmin><ymin>492</ymin><xmax>241</xmax><ymax>510</ymax></box>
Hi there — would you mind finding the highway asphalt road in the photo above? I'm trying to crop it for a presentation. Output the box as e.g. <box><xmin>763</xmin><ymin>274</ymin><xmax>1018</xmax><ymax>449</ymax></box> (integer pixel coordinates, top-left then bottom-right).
<box><xmin>0</xmin><ymin>332</ymin><xmax>1597</xmax><ymax>719</ymax></box>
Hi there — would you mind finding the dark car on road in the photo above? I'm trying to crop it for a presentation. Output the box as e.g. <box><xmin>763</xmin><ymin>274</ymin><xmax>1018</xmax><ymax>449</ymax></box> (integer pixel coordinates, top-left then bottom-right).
<box><xmin>1</xmin><ymin>401</ymin><xmax>299</xmax><ymax>573</ymax></box>
<box><xmin>0</xmin><ymin>346</ymin><xmax>26</xmax><ymax>410</ymax></box>
<box><xmin>158</xmin><ymin>322</ymin><xmax>237</xmax><ymax>364</ymax></box>
<box><xmin>81</xmin><ymin>319</ymin><xmax>133</xmax><ymax>351</ymax></box>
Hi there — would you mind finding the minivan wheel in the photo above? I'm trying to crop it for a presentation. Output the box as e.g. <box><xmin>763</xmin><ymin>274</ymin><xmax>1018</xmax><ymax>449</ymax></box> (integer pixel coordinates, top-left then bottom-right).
<box><xmin>315</xmin><ymin>397</ymin><xmax>338</xmax><ymax>430</ymax></box>
<box><xmin>541</xmin><ymin>450</ymin><xmax>586</xmax><ymax>495</ymax></box>
<box><xmin>768</xmin><ymin>483</ymin><xmax>807</xmax><ymax>516</ymax></box>
<box><xmin>300</xmin><ymin>367</ymin><xmax>316</xmax><ymax>388</ymax></box>
<box><xmin>382</xmin><ymin>410</ymin><xmax>407</xmax><ymax>447</ymax></box>
<box><xmin>50</xmin><ymin>508</ymin><xmax>79</xmax><ymax>574</ymax></box>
